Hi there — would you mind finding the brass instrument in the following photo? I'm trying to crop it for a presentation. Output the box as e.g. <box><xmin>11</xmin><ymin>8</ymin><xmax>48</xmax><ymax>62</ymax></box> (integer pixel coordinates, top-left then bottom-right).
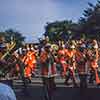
<box><xmin>51</xmin><ymin>44</ymin><xmax>59</xmax><ymax>51</ymax></box>
<box><xmin>0</xmin><ymin>40</ymin><xmax>16</xmax><ymax>60</ymax></box>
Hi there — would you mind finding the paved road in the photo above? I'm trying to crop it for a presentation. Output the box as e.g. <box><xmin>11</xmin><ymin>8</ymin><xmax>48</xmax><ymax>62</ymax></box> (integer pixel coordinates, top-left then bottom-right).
<box><xmin>11</xmin><ymin>78</ymin><xmax>100</xmax><ymax>100</ymax></box>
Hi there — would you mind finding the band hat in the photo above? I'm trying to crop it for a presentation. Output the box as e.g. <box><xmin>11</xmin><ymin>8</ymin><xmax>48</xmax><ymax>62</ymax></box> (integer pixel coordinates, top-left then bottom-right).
<box><xmin>80</xmin><ymin>44</ymin><xmax>86</xmax><ymax>48</ymax></box>
<box><xmin>70</xmin><ymin>45</ymin><xmax>75</xmax><ymax>49</ymax></box>
<box><xmin>93</xmin><ymin>44</ymin><xmax>98</xmax><ymax>49</ymax></box>
<box><xmin>45</xmin><ymin>43</ymin><xmax>51</xmax><ymax>48</ymax></box>
<box><xmin>62</xmin><ymin>44</ymin><xmax>65</xmax><ymax>48</ymax></box>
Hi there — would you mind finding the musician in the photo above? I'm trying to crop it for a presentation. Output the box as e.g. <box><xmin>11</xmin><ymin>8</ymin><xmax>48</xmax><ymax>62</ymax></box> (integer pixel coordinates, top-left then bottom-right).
<box><xmin>40</xmin><ymin>43</ymin><xmax>57</xmax><ymax>100</ymax></box>
<box><xmin>24</xmin><ymin>48</ymin><xmax>37</xmax><ymax>82</ymax></box>
<box><xmin>64</xmin><ymin>43</ymin><xmax>77</xmax><ymax>87</ymax></box>
<box><xmin>58</xmin><ymin>44</ymin><xmax>68</xmax><ymax>77</ymax></box>
<box><xmin>76</xmin><ymin>43</ymin><xmax>87</xmax><ymax>88</ymax></box>
<box><xmin>88</xmin><ymin>40</ymin><xmax>100</xmax><ymax>85</ymax></box>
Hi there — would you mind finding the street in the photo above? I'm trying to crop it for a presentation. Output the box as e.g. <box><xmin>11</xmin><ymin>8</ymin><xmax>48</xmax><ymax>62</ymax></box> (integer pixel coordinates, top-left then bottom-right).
<box><xmin>12</xmin><ymin>78</ymin><xmax>100</xmax><ymax>100</ymax></box>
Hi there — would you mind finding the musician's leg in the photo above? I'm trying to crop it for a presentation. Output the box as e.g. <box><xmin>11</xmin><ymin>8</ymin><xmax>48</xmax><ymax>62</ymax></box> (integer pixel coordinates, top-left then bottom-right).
<box><xmin>79</xmin><ymin>74</ymin><xmax>87</xmax><ymax>88</ymax></box>
<box><xmin>89</xmin><ymin>70</ymin><xmax>95</xmax><ymax>84</ymax></box>
<box><xmin>42</xmin><ymin>77</ymin><xmax>51</xmax><ymax>100</ymax></box>
<box><xmin>70</xmin><ymin>69</ymin><xmax>77</xmax><ymax>87</ymax></box>
<box><xmin>64</xmin><ymin>69</ymin><xmax>70</xmax><ymax>85</ymax></box>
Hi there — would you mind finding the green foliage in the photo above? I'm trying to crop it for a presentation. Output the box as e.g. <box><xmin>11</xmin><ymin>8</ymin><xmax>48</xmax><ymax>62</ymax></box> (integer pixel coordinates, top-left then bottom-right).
<box><xmin>44</xmin><ymin>0</ymin><xmax>100</xmax><ymax>42</ymax></box>
<box><xmin>44</xmin><ymin>20</ymin><xmax>78</xmax><ymax>42</ymax></box>
<box><xmin>78</xmin><ymin>0</ymin><xmax>100</xmax><ymax>40</ymax></box>
<box><xmin>0</xmin><ymin>29</ymin><xmax>25</xmax><ymax>49</ymax></box>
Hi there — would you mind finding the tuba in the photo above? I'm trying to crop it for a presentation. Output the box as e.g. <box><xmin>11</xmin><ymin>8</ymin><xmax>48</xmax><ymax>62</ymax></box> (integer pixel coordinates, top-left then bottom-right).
<box><xmin>51</xmin><ymin>44</ymin><xmax>59</xmax><ymax>51</ymax></box>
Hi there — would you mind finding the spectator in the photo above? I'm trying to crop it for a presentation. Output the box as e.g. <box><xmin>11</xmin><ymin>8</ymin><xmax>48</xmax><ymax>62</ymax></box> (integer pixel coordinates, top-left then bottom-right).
<box><xmin>0</xmin><ymin>83</ymin><xmax>16</xmax><ymax>100</ymax></box>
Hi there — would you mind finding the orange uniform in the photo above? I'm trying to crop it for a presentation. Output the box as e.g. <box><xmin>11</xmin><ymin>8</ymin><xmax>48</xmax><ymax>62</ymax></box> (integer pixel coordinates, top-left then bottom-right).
<box><xmin>40</xmin><ymin>50</ymin><xmax>56</xmax><ymax>78</ymax></box>
<box><xmin>24</xmin><ymin>51</ymin><xmax>36</xmax><ymax>78</ymax></box>
<box><xmin>64</xmin><ymin>48</ymin><xmax>77</xmax><ymax>86</ymax></box>
<box><xmin>76</xmin><ymin>50</ymin><xmax>86</xmax><ymax>74</ymax></box>
<box><xmin>15</xmin><ymin>63</ymin><xmax>20</xmax><ymax>72</ymax></box>
<box><xmin>88</xmin><ymin>48</ymin><xmax>100</xmax><ymax>84</ymax></box>
<box><xmin>58</xmin><ymin>49</ymin><xmax>68</xmax><ymax>76</ymax></box>
<box><xmin>65</xmin><ymin>49</ymin><xmax>76</xmax><ymax>70</ymax></box>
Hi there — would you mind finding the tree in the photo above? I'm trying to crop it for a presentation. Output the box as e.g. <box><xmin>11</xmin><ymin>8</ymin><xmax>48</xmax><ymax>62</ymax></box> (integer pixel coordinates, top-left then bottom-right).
<box><xmin>78</xmin><ymin>0</ymin><xmax>100</xmax><ymax>40</ymax></box>
<box><xmin>44</xmin><ymin>20</ymin><xmax>78</xmax><ymax>42</ymax></box>
<box><xmin>0</xmin><ymin>29</ymin><xmax>25</xmax><ymax>49</ymax></box>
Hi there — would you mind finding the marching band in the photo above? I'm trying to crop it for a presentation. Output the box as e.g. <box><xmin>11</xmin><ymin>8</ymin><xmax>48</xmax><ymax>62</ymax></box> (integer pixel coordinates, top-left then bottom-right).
<box><xmin>0</xmin><ymin>35</ymin><xmax>100</xmax><ymax>99</ymax></box>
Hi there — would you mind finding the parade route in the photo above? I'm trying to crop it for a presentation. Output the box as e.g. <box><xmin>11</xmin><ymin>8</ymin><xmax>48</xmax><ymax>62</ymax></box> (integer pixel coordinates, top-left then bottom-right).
<box><xmin>12</xmin><ymin>78</ymin><xmax>100</xmax><ymax>100</ymax></box>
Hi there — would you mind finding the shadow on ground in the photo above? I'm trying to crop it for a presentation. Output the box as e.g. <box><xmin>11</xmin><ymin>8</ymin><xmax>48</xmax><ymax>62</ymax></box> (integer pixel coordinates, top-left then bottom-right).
<box><xmin>15</xmin><ymin>85</ymin><xmax>100</xmax><ymax>100</ymax></box>
<box><xmin>1</xmin><ymin>79</ymin><xmax>100</xmax><ymax>100</ymax></box>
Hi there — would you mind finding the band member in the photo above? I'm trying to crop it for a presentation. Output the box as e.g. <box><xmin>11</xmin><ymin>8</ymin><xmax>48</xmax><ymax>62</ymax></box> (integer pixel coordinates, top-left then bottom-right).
<box><xmin>13</xmin><ymin>50</ymin><xmax>26</xmax><ymax>86</ymax></box>
<box><xmin>58</xmin><ymin>44</ymin><xmax>68</xmax><ymax>77</ymax></box>
<box><xmin>13</xmin><ymin>47</ymin><xmax>25</xmax><ymax>78</ymax></box>
<box><xmin>88</xmin><ymin>40</ymin><xmax>100</xmax><ymax>85</ymax></box>
<box><xmin>40</xmin><ymin>43</ymin><xmax>57</xmax><ymax>100</ymax></box>
<box><xmin>64</xmin><ymin>43</ymin><xmax>77</xmax><ymax>87</ymax></box>
<box><xmin>76</xmin><ymin>43</ymin><xmax>87</xmax><ymax>88</ymax></box>
<box><xmin>24</xmin><ymin>48</ymin><xmax>37</xmax><ymax>83</ymax></box>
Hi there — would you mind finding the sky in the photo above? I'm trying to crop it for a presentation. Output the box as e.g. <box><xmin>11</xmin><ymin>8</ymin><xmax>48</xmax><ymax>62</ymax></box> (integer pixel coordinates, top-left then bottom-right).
<box><xmin>0</xmin><ymin>0</ymin><xmax>97</xmax><ymax>42</ymax></box>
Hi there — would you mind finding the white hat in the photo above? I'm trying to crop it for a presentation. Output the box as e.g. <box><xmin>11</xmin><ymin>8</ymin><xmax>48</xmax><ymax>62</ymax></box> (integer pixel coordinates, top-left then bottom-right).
<box><xmin>70</xmin><ymin>45</ymin><xmax>75</xmax><ymax>49</ymax></box>
<box><xmin>81</xmin><ymin>44</ymin><xmax>86</xmax><ymax>48</ymax></box>
<box><xmin>62</xmin><ymin>44</ymin><xmax>65</xmax><ymax>48</ymax></box>
<box><xmin>94</xmin><ymin>44</ymin><xmax>98</xmax><ymax>49</ymax></box>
